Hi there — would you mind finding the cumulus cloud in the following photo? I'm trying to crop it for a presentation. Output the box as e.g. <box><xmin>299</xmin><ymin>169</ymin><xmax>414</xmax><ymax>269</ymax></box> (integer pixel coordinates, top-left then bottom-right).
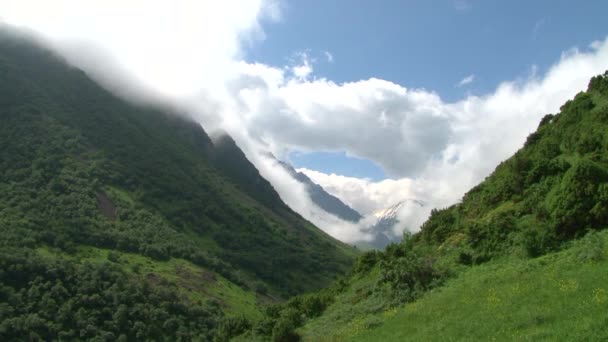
<box><xmin>3</xmin><ymin>1</ymin><xmax>608</xmax><ymax>243</ymax></box>
<box><xmin>289</xmin><ymin>51</ymin><xmax>314</xmax><ymax>81</ymax></box>
<box><xmin>457</xmin><ymin>74</ymin><xmax>475</xmax><ymax>87</ymax></box>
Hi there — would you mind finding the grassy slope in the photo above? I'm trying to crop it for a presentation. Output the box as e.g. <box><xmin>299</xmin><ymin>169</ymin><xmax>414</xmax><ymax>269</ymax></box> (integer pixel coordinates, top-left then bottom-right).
<box><xmin>309</xmin><ymin>230</ymin><xmax>607</xmax><ymax>341</ymax></box>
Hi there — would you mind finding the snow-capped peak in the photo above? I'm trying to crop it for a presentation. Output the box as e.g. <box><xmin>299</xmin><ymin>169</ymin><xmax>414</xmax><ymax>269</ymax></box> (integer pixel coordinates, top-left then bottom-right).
<box><xmin>372</xmin><ymin>199</ymin><xmax>425</xmax><ymax>221</ymax></box>
<box><xmin>373</xmin><ymin>201</ymin><xmax>404</xmax><ymax>220</ymax></box>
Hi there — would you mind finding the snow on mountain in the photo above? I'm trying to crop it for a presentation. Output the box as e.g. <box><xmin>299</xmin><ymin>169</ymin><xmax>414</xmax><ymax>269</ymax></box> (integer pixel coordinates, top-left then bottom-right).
<box><xmin>359</xmin><ymin>199</ymin><xmax>426</xmax><ymax>249</ymax></box>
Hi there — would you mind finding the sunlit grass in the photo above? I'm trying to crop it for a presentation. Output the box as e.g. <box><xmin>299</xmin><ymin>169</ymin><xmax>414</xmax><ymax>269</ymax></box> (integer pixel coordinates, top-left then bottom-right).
<box><xmin>299</xmin><ymin>230</ymin><xmax>608</xmax><ymax>341</ymax></box>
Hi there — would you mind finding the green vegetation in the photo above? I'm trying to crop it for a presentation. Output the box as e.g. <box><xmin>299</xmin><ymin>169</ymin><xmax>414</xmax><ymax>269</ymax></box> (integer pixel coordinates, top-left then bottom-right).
<box><xmin>0</xmin><ymin>247</ymin><xmax>223</xmax><ymax>341</ymax></box>
<box><xmin>304</xmin><ymin>230</ymin><xmax>608</xmax><ymax>341</ymax></box>
<box><xmin>39</xmin><ymin>246</ymin><xmax>263</xmax><ymax>321</ymax></box>
<box><xmin>0</xmin><ymin>32</ymin><xmax>355</xmax><ymax>340</ymax></box>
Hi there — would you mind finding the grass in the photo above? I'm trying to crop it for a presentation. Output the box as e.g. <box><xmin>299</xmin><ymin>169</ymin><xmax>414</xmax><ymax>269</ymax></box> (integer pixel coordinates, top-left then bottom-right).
<box><xmin>299</xmin><ymin>230</ymin><xmax>608</xmax><ymax>341</ymax></box>
<box><xmin>299</xmin><ymin>268</ymin><xmax>389</xmax><ymax>341</ymax></box>
<box><xmin>105</xmin><ymin>185</ymin><xmax>135</xmax><ymax>205</ymax></box>
<box><xmin>37</xmin><ymin>245</ymin><xmax>263</xmax><ymax>320</ymax></box>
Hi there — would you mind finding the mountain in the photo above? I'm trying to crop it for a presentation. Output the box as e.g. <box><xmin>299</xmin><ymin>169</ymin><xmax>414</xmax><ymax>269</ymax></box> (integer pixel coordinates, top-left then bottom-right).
<box><xmin>357</xmin><ymin>200</ymin><xmax>425</xmax><ymax>249</ymax></box>
<box><xmin>0</xmin><ymin>31</ymin><xmax>356</xmax><ymax>340</ymax></box>
<box><xmin>211</xmin><ymin>134</ymin><xmax>290</xmax><ymax>213</ymax></box>
<box><xmin>278</xmin><ymin>160</ymin><xmax>363</xmax><ymax>222</ymax></box>
<box><xmin>245</xmin><ymin>71</ymin><xmax>608</xmax><ymax>341</ymax></box>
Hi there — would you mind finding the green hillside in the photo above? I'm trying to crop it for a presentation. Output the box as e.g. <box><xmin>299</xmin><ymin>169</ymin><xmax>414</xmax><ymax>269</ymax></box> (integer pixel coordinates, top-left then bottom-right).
<box><xmin>303</xmin><ymin>230</ymin><xmax>608</xmax><ymax>341</ymax></box>
<box><xmin>242</xmin><ymin>72</ymin><xmax>608</xmax><ymax>341</ymax></box>
<box><xmin>0</xmin><ymin>32</ymin><xmax>356</xmax><ymax>340</ymax></box>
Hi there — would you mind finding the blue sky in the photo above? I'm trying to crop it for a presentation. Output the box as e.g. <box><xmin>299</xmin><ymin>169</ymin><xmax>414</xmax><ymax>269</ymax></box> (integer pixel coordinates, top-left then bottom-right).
<box><xmin>288</xmin><ymin>151</ymin><xmax>387</xmax><ymax>180</ymax></box>
<box><xmin>246</xmin><ymin>0</ymin><xmax>608</xmax><ymax>180</ymax></box>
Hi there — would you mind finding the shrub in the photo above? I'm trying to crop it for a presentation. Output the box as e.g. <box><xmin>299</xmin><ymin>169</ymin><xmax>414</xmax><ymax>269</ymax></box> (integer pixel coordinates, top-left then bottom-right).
<box><xmin>215</xmin><ymin>316</ymin><xmax>251</xmax><ymax>342</ymax></box>
<box><xmin>353</xmin><ymin>250</ymin><xmax>379</xmax><ymax>274</ymax></box>
<box><xmin>272</xmin><ymin>317</ymin><xmax>300</xmax><ymax>342</ymax></box>
<box><xmin>576</xmin><ymin>232</ymin><xmax>605</xmax><ymax>262</ymax></box>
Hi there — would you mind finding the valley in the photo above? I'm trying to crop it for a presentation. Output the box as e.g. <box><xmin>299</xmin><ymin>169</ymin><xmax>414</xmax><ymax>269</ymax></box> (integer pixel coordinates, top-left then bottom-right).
<box><xmin>1</xmin><ymin>7</ymin><xmax>608</xmax><ymax>341</ymax></box>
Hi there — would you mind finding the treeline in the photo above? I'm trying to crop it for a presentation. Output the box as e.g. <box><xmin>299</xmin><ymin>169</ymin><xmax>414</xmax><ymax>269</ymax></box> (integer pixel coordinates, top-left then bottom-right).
<box><xmin>0</xmin><ymin>248</ymin><xmax>223</xmax><ymax>340</ymax></box>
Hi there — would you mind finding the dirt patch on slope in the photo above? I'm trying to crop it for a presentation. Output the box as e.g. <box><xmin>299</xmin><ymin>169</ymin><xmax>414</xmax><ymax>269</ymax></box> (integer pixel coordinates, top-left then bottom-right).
<box><xmin>96</xmin><ymin>191</ymin><xmax>117</xmax><ymax>220</ymax></box>
<box><xmin>174</xmin><ymin>265</ymin><xmax>217</xmax><ymax>292</ymax></box>
<box><xmin>145</xmin><ymin>273</ymin><xmax>162</xmax><ymax>286</ymax></box>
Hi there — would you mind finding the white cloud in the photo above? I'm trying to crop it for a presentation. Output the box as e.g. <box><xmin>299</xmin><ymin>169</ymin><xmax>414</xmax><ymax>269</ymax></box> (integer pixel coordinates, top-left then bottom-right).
<box><xmin>457</xmin><ymin>74</ymin><xmax>475</xmax><ymax>87</ymax></box>
<box><xmin>289</xmin><ymin>51</ymin><xmax>314</xmax><ymax>80</ymax></box>
<box><xmin>324</xmin><ymin>50</ymin><xmax>334</xmax><ymax>63</ymax></box>
<box><xmin>532</xmin><ymin>18</ymin><xmax>546</xmax><ymax>41</ymax></box>
<box><xmin>291</xmin><ymin>63</ymin><xmax>313</xmax><ymax>80</ymax></box>
<box><xmin>297</xmin><ymin>169</ymin><xmax>416</xmax><ymax>215</ymax></box>
<box><xmin>454</xmin><ymin>0</ymin><xmax>472</xmax><ymax>12</ymax></box>
<box><xmin>3</xmin><ymin>1</ymin><xmax>608</xmax><ymax>243</ymax></box>
<box><xmin>0</xmin><ymin>0</ymin><xmax>274</xmax><ymax>101</ymax></box>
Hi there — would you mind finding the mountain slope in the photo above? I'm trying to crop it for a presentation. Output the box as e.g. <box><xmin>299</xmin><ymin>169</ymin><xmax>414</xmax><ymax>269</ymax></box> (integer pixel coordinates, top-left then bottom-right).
<box><xmin>211</xmin><ymin>134</ymin><xmax>290</xmax><ymax>213</ymax></box>
<box><xmin>0</xmin><ymin>31</ymin><xmax>356</xmax><ymax>339</ymax></box>
<box><xmin>278</xmin><ymin>160</ymin><xmax>362</xmax><ymax>222</ymax></box>
<box><xmin>303</xmin><ymin>230</ymin><xmax>608</xmax><ymax>341</ymax></box>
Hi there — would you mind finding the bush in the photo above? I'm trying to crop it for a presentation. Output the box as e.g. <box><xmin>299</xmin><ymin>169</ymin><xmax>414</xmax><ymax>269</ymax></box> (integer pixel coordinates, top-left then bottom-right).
<box><xmin>254</xmin><ymin>282</ymin><xmax>268</xmax><ymax>295</ymax></box>
<box><xmin>272</xmin><ymin>318</ymin><xmax>300</xmax><ymax>342</ymax></box>
<box><xmin>107</xmin><ymin>251</ymin><xmax>121</xmax><ymax>263</ymax></box>
<box><xmin>576</xmin><ymin>232</ymin><xmax>605</xmax><ymax>262</ymax></box>
<box><xmin>520</xmin><ymin>225</ymin><xmax>557</xmax><ymax>258</ymax></box>
<box><xmin>353</xmin><ymin>250</ymin><xmax>379</xmax><ymax>274</ymax></box>
<box><xmin>215</xmin><ymin>316</ymin><xmax>251</xmax><ymax>342</ymax></box>
<box><xmin>550</xmin><ymin>159</ymin><xmax>608</xmax><ymax>237</ymax></box>
<box><xmin>300</xmin><ymin>294</ymin><xmax>332</xmax><ymax>318</ymax></box>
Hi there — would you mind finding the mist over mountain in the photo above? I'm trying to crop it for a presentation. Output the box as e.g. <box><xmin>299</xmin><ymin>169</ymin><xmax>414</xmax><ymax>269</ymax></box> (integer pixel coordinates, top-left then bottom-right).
<box><xmin>357</xmin><ymin>199</ymin><xmax>426</xmax><ymax>249</ymax></box>
<box><xmin>277</xmin><ymin>159</ymin><xmax>363</xmax><ymax>222</ymax></box>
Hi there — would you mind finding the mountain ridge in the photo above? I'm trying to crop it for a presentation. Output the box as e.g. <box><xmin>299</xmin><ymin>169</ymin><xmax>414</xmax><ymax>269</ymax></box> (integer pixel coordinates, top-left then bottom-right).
<box><xmin>0</xmin><ymin>31</ymin><xmax>356</xmax><ymax>340</ymax></box>
<box><xmin>277</xmin><ymin>159</ymin><xmax>363</xmax><ymax>223</ymax></box>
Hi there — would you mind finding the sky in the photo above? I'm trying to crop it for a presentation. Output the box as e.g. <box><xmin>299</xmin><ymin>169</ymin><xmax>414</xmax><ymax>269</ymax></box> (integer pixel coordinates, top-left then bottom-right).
<box><xmin>1</xmin><ymin>0</ymin><xmax>607</xmax><ymax>243</ymax></box>
<box><xmin>253</xmin><ymin>0</ymin><xmax>608</xmax><ymax>179</ymax></box>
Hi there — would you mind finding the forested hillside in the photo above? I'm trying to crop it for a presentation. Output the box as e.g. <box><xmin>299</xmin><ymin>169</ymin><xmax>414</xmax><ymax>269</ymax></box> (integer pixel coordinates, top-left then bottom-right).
<box><xmin>241</xmin><ymin>71</ymin><xmax>608</xmax><ymax>341</ymax></box>
<box><xmin>0</xmin><ymin>32</ymin><xmax>356</xmax><ymax>340</ymax></box>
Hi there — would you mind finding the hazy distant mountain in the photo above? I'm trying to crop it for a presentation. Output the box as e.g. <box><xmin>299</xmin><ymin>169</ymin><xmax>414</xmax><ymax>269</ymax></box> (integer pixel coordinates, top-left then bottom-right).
<box><xmin>277</xmin><ymin>156</ymin><xmax>426</xmax><ymax>250</ymax></box>
<box><xmin>358</xmin><ymin>199</ymin><xmax>426</xmax><ymax>249</ymax></box>
<box><xmin>278</xmin><ymin>160</ymin><xmax>363</xmax><ymax>222</ymax></box>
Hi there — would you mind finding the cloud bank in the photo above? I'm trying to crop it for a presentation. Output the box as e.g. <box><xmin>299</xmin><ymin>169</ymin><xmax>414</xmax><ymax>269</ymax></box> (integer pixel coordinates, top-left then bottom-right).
<box><xmin>2</xmin><ymin>1</ymin><xmax>608</xmax><ymax>244</ymax></box>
